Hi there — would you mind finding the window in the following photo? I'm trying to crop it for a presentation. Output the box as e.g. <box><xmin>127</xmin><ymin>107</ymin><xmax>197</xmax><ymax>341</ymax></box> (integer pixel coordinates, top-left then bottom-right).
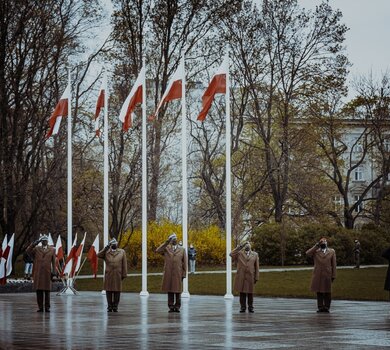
<box><xmin>333</xmin><ymin>196</ymin><xmax>342</xmax><ymax>211</ymax></box>
<box><xmin>354</xmin><ymin>195</ymin><xmax>363</xmax><ymax>213</ymax></box>
<box><xmin>354</xmin><ymin>166</ymin><xmax>364</xmax><ymax>181</ymax></box>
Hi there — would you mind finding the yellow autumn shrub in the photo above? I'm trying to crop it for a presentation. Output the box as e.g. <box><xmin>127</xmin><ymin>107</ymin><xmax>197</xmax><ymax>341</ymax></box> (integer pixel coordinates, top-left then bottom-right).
<box><xmin>119</xmin><ymin>220</ymin><xmax>226</xmax><ymax>268</ymax></box>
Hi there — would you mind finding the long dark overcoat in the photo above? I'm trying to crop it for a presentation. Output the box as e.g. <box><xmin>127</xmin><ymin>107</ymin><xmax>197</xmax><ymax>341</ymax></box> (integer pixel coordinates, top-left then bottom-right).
<box><xmin>27</xmin><ymin>246</ymin><xmax>56</xmax><ymax>290</ymax></box>
<box><xmin>306</xmin><ymin>245</ymin><xmax>337</xmax><ymax>293</ymax></box>
<box><xmin>156</xmin><ymin>243</ymin><xmax>187</xmax><ymax>293</ymax></box>
<box><xmin>382</xmin><ymin>247</ymin><xmax>390</xmax><ymax>291</ymax></box>
<box><xmin>97</xmin><ymin>248</ymin><xmax>127</xmax><ymax>292</ymax></box>
<box><xmin>230</xmin><ymin>247</ymin><xmax>259</xmax><ymax>294</ymax></box>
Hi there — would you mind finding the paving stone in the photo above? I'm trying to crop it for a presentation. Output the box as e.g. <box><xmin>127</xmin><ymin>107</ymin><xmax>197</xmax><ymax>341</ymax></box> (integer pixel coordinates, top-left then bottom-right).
<box><xmin>0</xmin><ymin>293</ymin><xmax>389</xmax><ymax>349</ymax></box>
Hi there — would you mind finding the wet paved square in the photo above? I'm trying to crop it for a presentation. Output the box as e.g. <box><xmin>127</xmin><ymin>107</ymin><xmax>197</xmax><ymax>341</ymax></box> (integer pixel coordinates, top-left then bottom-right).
<box><xmin>0</xmin><ymin>292</ymin><xmax>390</xmax><ymax>349</ymax></box>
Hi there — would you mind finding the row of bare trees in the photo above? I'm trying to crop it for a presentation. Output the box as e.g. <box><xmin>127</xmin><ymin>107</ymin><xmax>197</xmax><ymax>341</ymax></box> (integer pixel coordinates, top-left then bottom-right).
<box><xmin>2</xmin><ymin>0</ymin><xmax>390</xmax><ymax>260</ymax></box>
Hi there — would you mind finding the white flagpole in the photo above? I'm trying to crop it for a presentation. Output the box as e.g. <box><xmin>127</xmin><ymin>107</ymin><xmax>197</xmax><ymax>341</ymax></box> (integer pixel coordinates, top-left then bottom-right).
<box><xmin>102</xmin><ymin>71</ymin><xmax>109</xmax><ymax>294</ymax></box>
<box><xmin>140</xmin><ymin>59</ymin><xmax>149</xmax><ymax>297</ymax></box>
<box><xmin>224</xmin><ymin>51</ymin><xmax>233</xmax><ymax>299</ymax></box>
<box><xmin>103</xmin><ymin>72</ymin><xmax>109</xmax><ymax>250</ymax></box>
<box><xmin>67</xmin><ymin>69</ymin><xmax>72</xmax><ymax>255</ymax></box>
<box><xmin>181</xmin><ymin>54</ymin><xmax>190</xmax><ymax>298</ymax></box>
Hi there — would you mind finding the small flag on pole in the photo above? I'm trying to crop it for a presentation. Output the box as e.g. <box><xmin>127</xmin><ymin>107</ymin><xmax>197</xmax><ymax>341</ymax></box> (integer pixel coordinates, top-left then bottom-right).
<box><xmin>94</xmin><ymin>78</ymin><xmax>105</xmax><ymax>136</ymax></box>
<box><xmin>87</xmin><ymin>234</ymin><xmax>99</xmax><ymax>278</ymax></box>
<box><xmin>0</xmin><ymin>233</ymin><xmax>14</xmax><ymax>285</ymax></box>
<box><xmin>63</xmin><ymin>233</ymin><xmax>77</xmax><ymax>277</ymax></box>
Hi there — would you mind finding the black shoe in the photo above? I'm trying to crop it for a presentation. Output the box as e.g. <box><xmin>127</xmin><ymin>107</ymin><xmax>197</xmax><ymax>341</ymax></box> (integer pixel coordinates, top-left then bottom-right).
<box><xmin>45</xmin><ymin>309</ymin><xmax>50</xmax><ymax>313</ymax></box>
<box><xmin>37</xmin><ymin>309</ymin><xmax>43</xmax><ymax>312</ymax></box>
<box><xmin>323</xmin><ymin>308</ymin><xmax>330</xmax><ymax>313</ymax></box>
<box><xmin>174</xmin><ymin>308</ymin><xmax>180</xmax><ymax>313</ymax></box>
<box><xmin>168</xmin><ymin>308</ymin><xmax>175</xmax><ymax>313</ymax></box>
<box><xmin>113</xmin><ymin>309</ymin><xmax>118</xmax><ymax>312</ymax></box>
<box><xmin>248</xmin><ymin>308</ymin><xmax>254</xmax><ymax>313</ymax></box>
<box><xmin>107</xmin><ymin>307</ymin><xmax>113</xmax><ymax>312</ymax></box>
<box><xmin>240</xmin><ymin>309</ymin><xmax>246</xmax><ymax>313</ymax></box>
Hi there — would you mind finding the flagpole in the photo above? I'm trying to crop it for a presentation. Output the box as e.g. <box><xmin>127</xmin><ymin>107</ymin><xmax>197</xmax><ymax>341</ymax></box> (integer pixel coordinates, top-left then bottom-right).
<box><xmin>140</xmin><ymin>59</ymin><xmax>149</xmax><ymax>297</ymax></box>
<box><xmin>67</xmin><ymin>69</ymin><xmax>72</xmax><ymax>255</ymax></box>
<box><xmin>224</xmin><ymin>51</ymin><xmax>233</xmax><ymax>299</ymax></box>
<box><xmin>181</xmin><ymin>54</ymin><xmax>190</xmax><ymax>298</ymax></box>
<box><xmin>103</xmin><ymin>71</ymin><xmax>109</xmax><ymax>294</ymax></box>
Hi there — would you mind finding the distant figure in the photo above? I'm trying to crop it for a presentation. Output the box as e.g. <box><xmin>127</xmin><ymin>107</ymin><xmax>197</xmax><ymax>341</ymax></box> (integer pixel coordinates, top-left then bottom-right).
<box><xmin>382</xmin><ymin>247</ymin><xmax>390</xmax><ymax>300</ymax></box>
<box><xmin>97</xmin><ymin>238</ymin><xmax>127</xmax><ymax>312</ymax></box>
<box><xmin>230</xmin><ymin>242</ymin><xmax>259</xmax><ymax>313</ymax></box>
<box><xmin>23</xmin><ymin>251</ymin><xmax>33</xmax><ymax>280</ymax></box>
<box><xmin>26</xmin><ymin>235</ymin><xmax>56</xmax><ymax>312</ymax></box>
<box><xmin>306</xmin><ymin>238</ymin><xmax>336</xmax><ymax>313</ymax></box>
<box><xmin>188</xmin><ymin>244</ymin><xmax>197</xmax><ymax>274</ymax></box>
<box><xmin>156</xmin><ymin>233</ymin><xmax>187</xmax><ymax>313</ymax></box>
<box><xmin>354</xmin><ymin>239</ymin><xmax>361</xmax><ymax>268</ymax></box>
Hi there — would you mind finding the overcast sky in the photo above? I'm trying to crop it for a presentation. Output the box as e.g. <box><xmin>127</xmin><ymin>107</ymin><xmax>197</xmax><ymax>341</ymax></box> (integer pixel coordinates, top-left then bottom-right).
<box><xmin>299</xmin><ymin>0</ymin><xmax>390</xmax><ymax>95</ymax></box>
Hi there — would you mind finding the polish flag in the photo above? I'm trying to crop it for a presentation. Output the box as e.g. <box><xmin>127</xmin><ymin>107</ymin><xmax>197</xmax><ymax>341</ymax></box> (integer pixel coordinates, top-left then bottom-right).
<box><xmin>150</xmin><ymin>60</ymin><xmax>184</xmax><ymax>120</ymax></box>
<box><xmin>55</xmin><ymin>235</ymin><xmax>64</xmax><ymax>274</ymax></box>
<box><xmin>87</xmin><ymin>234</ymin><xmax>99</xmax><ymax>278</ymax></box>
<box><xmin>71</xmin><ymin>232</ymin><xmax>86</xmax><ymax>277</ymax></box>
<box><xmin>0</xmin><ymin>235</ymin><xmax>8</xmax><ymax>285</ymax></box>
<box><xmin>94</xmin><ymin>79</ymin><xmax>105</xmax><ymax>136</ymax></box>
<box><xmin>62</xmin><ymin>233</ymin><xmax>77</xmax><ymax>277</ymax></box>
<box><xmin>46</xmin><ymin>83</ymin><xmax>71</xmax><ymax>138</ymax></box>
<box><xmin>119</xmin><ymin>67</ymin><xmax>145</xmax><ymax>131</ymax></box>
<box><xmin>0</xmin><ymin>233</ymin><xmax>14</xmax><ymax>285</ymax></box>
<box><xmin>48</xmin><ymin>232</ymin><xmax>54</xmax><ymax>246</ymax></box>
<box><xmin>197</xmin><ymin>57</ymin><xmax>229</xmax><ymax>121</ymax></box>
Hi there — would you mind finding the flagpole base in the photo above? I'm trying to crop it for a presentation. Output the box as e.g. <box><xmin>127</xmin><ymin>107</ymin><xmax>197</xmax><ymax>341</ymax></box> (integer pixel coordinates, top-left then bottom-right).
<box><xmin>181</xmin><ymin>291</ymin><xmax>190</xmax><ymax>299</ymax></box>
<box><xmin>224</xmin><ymin>293</ymin><xmax>234</xmax><ymax>300</ymax></box>
<box><xmin>57</xmin><ymin>286</ymin><xmax>78</xmax><ymax>296</ymax></box>
<box><xmin>139</xmin><ymin>291</ymin><xmax>149</xmax><ymax>297</ymax></box>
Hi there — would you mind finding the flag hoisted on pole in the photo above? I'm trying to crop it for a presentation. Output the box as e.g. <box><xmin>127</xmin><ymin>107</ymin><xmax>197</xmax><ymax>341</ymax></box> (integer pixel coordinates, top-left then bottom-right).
<box><xmin>46</xmin><ymin>83</ymin><xmax>71</xmax><ymax>138</ymax></box>
<box><xmin>119</xmin><ymin>67</ymin><xmax>145</xmax><ymax>131</ymax></box>
<box><xmin>94</xmin><ymin>79</ymin><xmax>105</xmax><ymax>136</ymax></box>
<box><xmin>150</xmin><ymin>61</ymin><xmax>184</xmax><ymax>120</ymax></box>
<box><xmin>0</xmin><ymin>233</ymin><xmax>14</xmax><ymax>285</ymax></box>
<box><xmin>196</xmin><ymin>53</ymin><xmax>232</xmax><ymax>299</ymax></box>
<box><xmin>87</xmin><ymin>234</ymin><xmax>99</xmax><ymax>278</ymax></box>
<box><xmin>71</xmin><ymin>232</ymin><xmax>86</xmax><ymax>277</ymax></box>
<box><xmin>55</xmin><ymin>235</ymin><xmax>64</xmax><ymax>274</ymax></box>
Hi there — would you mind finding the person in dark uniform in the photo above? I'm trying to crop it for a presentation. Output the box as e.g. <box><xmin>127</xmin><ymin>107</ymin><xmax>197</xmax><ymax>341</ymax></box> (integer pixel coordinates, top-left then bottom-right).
<box><xmin>382</xmin><ymin>247</ymin><xmax>390</xmax><ymax>300</ymax></box>
<box><xmin>354</xmin><ymin>239</ymin><xmax>361</xmax><ymax>268</ymax></box>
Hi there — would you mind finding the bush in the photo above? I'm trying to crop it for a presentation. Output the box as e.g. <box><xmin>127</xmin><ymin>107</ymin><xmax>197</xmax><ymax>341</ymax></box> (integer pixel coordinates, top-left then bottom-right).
<box><xmin>119</xmin><ymin>220</ymin><xmax>226</xmax><ymax>268</ymax></box>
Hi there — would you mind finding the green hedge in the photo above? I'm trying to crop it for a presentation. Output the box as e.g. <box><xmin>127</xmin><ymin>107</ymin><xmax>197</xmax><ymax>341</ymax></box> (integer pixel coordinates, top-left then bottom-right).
<box><xmin>251</xmin><ymin>223</ymin><xmax>390</xmax><ymax>266</ymax></box>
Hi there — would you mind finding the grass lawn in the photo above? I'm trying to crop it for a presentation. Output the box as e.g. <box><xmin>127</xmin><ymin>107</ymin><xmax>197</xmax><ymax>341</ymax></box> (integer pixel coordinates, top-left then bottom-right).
<box><xmin>74</xmin><ymin>267</ymin><xmax>390</xmax><ymax>301</ymax></box>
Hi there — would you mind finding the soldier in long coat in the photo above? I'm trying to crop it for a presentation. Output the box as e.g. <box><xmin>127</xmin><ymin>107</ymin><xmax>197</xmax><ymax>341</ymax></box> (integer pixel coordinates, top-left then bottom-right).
<box><xmin>97</xmin><ymin>238</ymin><xmax>127</xmax><ymax>312</ymax></box>
<box><xmin>306</xmin><ymin>237</ymin><xmax>337</xmax><ymax>313</ymax></box>
<box><xmin>26</xmin><ymin>235</ymin><xmax>56</xmax><ymax>312</ymax></box>
<box><xmin>230</xmin><ymin>242</ymin><xmax>259</xmax><ymax>313</ymax></box>
<box><xmin>156</xmin><ymin>233</ymin><xmax>187</xmax><ymax>312</ymax></box>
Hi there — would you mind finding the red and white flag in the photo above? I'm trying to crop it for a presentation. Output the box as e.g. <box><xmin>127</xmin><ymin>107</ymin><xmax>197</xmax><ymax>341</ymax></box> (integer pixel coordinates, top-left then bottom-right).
<box><xmin>94</xmin><ymin>78</ymin><xmax>105</xmax><ymax>136</ymax></box>
<box><xmin>63</xmin><ymin>233</ymin><xmax>77</xmax><ymax>277</ymax></box>
<box><xmin>55</xmin><ymin>235</ymin><xmax>64</xmax><ymax>274</ymax></box>
<box><xmin>150</xmin><ymin>60</ymin><xmax>184</xmax><ymax>120</ymax></box>
<box><xmin>0</xmin><ymin>233</ymin><xmax>14</xmax><ymax>285</ymax></box>
<box><xmin>71</xmin><ymin>232</ymin><xmax>86</xmax><ymax>277</ymax></box>
<box><xmin>0</xmin><ymin>235</ymin><xmax>8</xmax><ymax>284</ymax></box>
<box><xmin>197</xmin><ymin>57</ymin><xmax>229</xmax><ymax>121</ymax></box>
<box><xmin>119</xmin><ymin>67</ymin><xmax>145</xmax><ymax>131</ymax></box>
<box><xmin>46</xmin><ymin>83</ymin><xmax>71</xmax><ymax>138</ymax></box>
<box><xmin>87</xmin><ymin>234</ymin><xmax>99</xmax><ymax>278</ymax></box>
<box><xmin>48</xmin><ymin>232</ymin><xmax>54</xmax><ymax>246</ymax></box>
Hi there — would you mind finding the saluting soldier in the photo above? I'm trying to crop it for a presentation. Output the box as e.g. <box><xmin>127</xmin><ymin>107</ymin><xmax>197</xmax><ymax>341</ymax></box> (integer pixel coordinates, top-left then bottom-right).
<box><xmin>98</xmin><ymin>238</ymin><xmax>127</xmax><ymax>312</ymax></box>
<box><xmin>306</xmin><ymin>237</ymin><xmax>337</xmax><ymax>313</ymax></box>
<box><xmin>156</xmin><ymin>233</ymin><xmax>187</xmax><ymax>313</ymax></box>
<box><xmin>230</xmin><ymin>242</ymin><xmax>259</xmax><ymax>313</ymax></box>
<box><xmin>27</xmin><ymin>235</ymin><xmax>56</xmax><ymax>312</ymax></box>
